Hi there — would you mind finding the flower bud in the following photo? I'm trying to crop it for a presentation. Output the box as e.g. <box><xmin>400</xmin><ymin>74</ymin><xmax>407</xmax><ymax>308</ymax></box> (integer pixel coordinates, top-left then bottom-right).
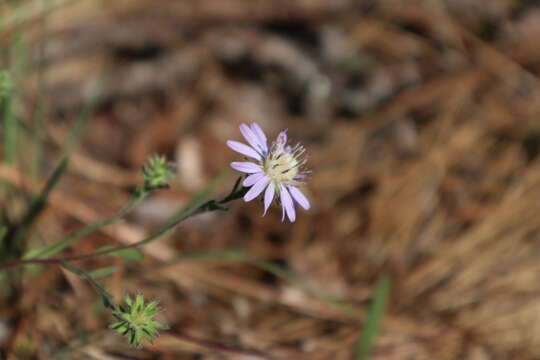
<box><xmin>110</xmin><ymin>294</ymin><xmax>167</xmax><ymax>347</ymax></box>
<box><xmin>142</xmin><ymin>154</ymin><xmax>174</xmax><ymax>191</ymax></box>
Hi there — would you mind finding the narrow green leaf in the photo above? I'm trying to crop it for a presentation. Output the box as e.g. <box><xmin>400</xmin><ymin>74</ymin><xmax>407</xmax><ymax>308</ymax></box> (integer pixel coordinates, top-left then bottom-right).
<box><xmin>22</xmin><ymin>246</ymin><xmax>44</xmax><ymax>260</ymax></box>
<box><xmin>17</xmin><ymin>156</ymin><xmax>69</xmax><ymax>233</ymax></box>
<box><xmin>39</xmin><ymin>156</ymin><xmax>69</xmax><ymax>200</ymax></box>
<box><xmin>356</xmin><ymin>275</ymin><xmax>391</xmax><ymax>360</ymax></box>
<box><xmin>11</xmin><ymin>157</ymin><xmax>69</xmax><ymax>248</ymax></box>
<box><xmin>108</xmin><ymin>248</ymin><xmax>144</xmax><ymax>261</ymax></box>
<box><xmin>29</xmin><ymin>0</ymin><xmax>55</xmax><ymax>184</ymax></box>
<box><xmin>88</xmin><ymin>266</ymin><xmax>117</xmax><ymax>279</ymax></box>
<box><xmin>2</xmin><ymin>90</ymin><xmax>17</xmax><ymax>165</ymax></box>
<box><xmin>60</xmin><ymin>261</ymin><xmax>115</xmax><ymax>309</ymax></box>
<box><xmin>0</xmin><ymin>71</ymin><xmax>12</xmax><ymax>97</ymax></box>
<box><xmin>3</xmin><ymin>34</ymin><xmax>26</xmax><ymax>165</ymax></box>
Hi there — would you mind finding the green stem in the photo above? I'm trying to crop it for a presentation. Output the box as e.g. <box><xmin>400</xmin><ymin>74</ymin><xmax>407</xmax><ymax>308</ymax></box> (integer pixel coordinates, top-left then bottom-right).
<box><xmin>24</xmin><ymin>188</ymin><xmax>148</xmax><ymax>260</ymax></box>
<box><xmin>61</xmin><ymin>260</ymin><xmax>115</xmax><ymax>309</ymax></box>
<box><xmin>0</xmin><ymin>185</ymin><xmax>246</xmax><ymax>270</ymax></box>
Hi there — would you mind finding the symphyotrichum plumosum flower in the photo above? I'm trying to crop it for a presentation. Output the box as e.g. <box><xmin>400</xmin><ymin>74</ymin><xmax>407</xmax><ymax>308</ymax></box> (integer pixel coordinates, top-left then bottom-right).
<box><xmin>110</xmin><ymin>294</ymin><xmax>167</xmax><ymax>347</ymax></box>
<box><xmin>227</xmin><ymin>122</ymin><xmax>310</xmax><ymax>222</ymax></box>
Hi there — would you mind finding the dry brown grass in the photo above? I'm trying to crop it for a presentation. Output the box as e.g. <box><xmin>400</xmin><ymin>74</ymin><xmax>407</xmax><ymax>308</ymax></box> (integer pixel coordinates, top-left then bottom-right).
<box><xmin>3</xmin><ymin>0</ymin><xmax>540</xmax><ymax>359</ymax></box>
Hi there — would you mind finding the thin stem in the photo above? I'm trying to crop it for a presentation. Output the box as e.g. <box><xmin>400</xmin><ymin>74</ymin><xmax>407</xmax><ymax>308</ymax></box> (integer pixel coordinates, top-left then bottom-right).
<box><xmin>167</xmin><ymin>331</ymin><xmax>276</xmax><ymax>360</ymax></box>
<box><xmin>24</xmin><ymin>187</ymin><xmax>148</xmax><ymax>259</ymax></box>
<box><xmin>61</xmin><ymin>260</ymin><xmax>115</xmax><ymax>309</ymax></box>
<box><xmin>0</xmin><ymin>186</ymin><xmax>247</xmax><ymax>271</ymax></box>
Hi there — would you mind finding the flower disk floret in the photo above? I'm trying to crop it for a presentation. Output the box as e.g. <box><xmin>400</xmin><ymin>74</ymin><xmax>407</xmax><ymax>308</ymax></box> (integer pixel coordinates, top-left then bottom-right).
<box><xmin>227</xmin><ymin>122</ymin><xmax>310</xmax><ymax>222</ymax></box>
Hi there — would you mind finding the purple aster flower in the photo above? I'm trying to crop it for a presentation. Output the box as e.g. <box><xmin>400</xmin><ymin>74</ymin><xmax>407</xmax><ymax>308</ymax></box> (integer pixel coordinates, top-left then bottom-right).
<box><xmin>227</xmin><ymin>122</ymin><xmax>310</xmax><ymax>222</ymax></box>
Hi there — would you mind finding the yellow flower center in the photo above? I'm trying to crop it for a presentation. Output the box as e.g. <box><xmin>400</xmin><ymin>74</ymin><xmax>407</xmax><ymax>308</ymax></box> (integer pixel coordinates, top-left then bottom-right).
<box><xmin>264</xmin><ymin>152</ymin><xmax>299</xmax><ymax>184</ymax></box>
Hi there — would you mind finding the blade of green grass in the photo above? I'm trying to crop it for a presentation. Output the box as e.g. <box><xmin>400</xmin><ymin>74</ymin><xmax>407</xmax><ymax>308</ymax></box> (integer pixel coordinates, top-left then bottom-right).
<box><xmin>3</xmin><ymin>33</ymin><xmax>26</xmax><ymax>165</ymax></box>
<box><xmin>0</xmin><ymin>156</ymin><xmax>68</xmax><ymax>261</ymax></box>
<box><xmin>2</xmin><ymin>41</ymin><xmax>22</xmax><ymax>164</ymax></box>
<box><xmin>2</xmin><ymin>24</ymin><xmax>26</xmax><ymax>228</ymax></box>
<box><xmin>29</xmin><ymin>0</ymin><xmax>55</xmax><ymax>185</ymax></box>
<box><xmin>12</xmin><ymin>156</ymin><xmax>68</xmax><ymax>240</ymax></box>
<box><xmin>356</xmin><ymin>275</ymin><xmax>391</xmax><ymax>360</ymax></box>
<box><xmin>0</xmin><ymin>70</ymin><xmax>13</xmax><ymax>226</ymax></box>
<box><xmin>3</xmin><ymin>92</ymin><xmax>17</xmax><ymax>165</ymax></box>
<box><xmin>0</xmin><ymin>71</ymin><xmax>12</xmax><ymax>97</ymax></box>
<box><xmin>22</xmin><ymin>73</ymin><xmax>105</xmax><ymax>259</ymax></box>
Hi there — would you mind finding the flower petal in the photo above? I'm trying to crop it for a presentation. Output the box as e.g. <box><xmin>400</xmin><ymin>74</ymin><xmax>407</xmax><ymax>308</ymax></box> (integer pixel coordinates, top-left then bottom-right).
<box><xmin>263</xmin><ymin>182</ymin><xmax>275</xmax><ymax>215</ymax></box>
<box><xmin>244</xmin><ymin>176</ymin><xmax>270</xmax><ymax>202</ymax></box>
<box><xmin>288</xmin><ymin>186</ymin><xmax>310</xmax><ymax>210</ymax></box>
<box><xmin>279</xmin><ymin>185</ymin><xmax>296</xmax><ymax>222</ymax></box>
<box><xmin>231</xmin><ymin>162</ymin><xmax>262</xmax><ymax>173</ymax></box>
<box><xmin>276</xmin><ymin>130</ymin><xmax>288</xmax><ymax>147</ymax></box>
<box><xmin>243</xmin><ymin>172</ymin><xmax>265</xmax><ymax>187</ymax></box>
<box><xmin>240</xmin><ymin>123</ymin><xmax>265</xmax><ymax>155</ymax></box>
<box><xmin>250</xmin><ymin>122</ymin><xmax>268</xmax><ymax>152</ymax></box>
<box><xmin>227</xmin><ymin>140</ymin><xmax>262</xmax><ymax>161</ymax></box>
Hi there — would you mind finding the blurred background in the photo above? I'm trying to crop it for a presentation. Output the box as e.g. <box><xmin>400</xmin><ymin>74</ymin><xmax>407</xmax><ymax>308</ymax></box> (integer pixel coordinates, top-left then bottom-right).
<box><xmin>3</xmin><ymin>0</ymin><xmax>540</xmax><ymax>358</ymax></box>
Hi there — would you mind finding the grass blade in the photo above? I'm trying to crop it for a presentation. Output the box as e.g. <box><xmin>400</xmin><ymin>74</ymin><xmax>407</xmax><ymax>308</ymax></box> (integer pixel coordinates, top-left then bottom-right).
<box><xmin>3</xmin><ymin>34</ymin><xmax>26</xmax><ymax>165</ymax></box>
<box><xmin>22</xmin><ymin>74</ymin><xmax>106</xmax><ymax>259</ymax></box>
<box><xmin>19</xmin><ymin>156</ymin><xmax>69</xmax><ymax>231</ymax></box>
<box><xmin>0</xmin><ymin>157</ymin><xmax>68</xmax><ymax>261</ymax></box>
<box><xmin>3</xmin><ymin>92</ymin><xmax>17</xmax><ymax>165</ymax></box>
<box><xmin>30</xmin><ymin>0</ymin><xmax>55</xmax><ymax>184</ymax></box>
<box><xmin>356</xmin><ymin>275</ymin><xmax>391</xmax><ymax>360</ymax></box>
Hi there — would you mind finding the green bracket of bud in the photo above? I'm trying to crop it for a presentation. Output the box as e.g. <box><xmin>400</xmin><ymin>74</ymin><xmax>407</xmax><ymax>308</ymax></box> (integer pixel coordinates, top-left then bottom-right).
<box><xmin>142</xmin><ymin>154</ymin><xmax>175</xmax><ymax>191</ymax></box>
<box><xmin>110</xmin><ymin>294</ymin><xmax>167</xmax><ymax>347</ymax></box>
